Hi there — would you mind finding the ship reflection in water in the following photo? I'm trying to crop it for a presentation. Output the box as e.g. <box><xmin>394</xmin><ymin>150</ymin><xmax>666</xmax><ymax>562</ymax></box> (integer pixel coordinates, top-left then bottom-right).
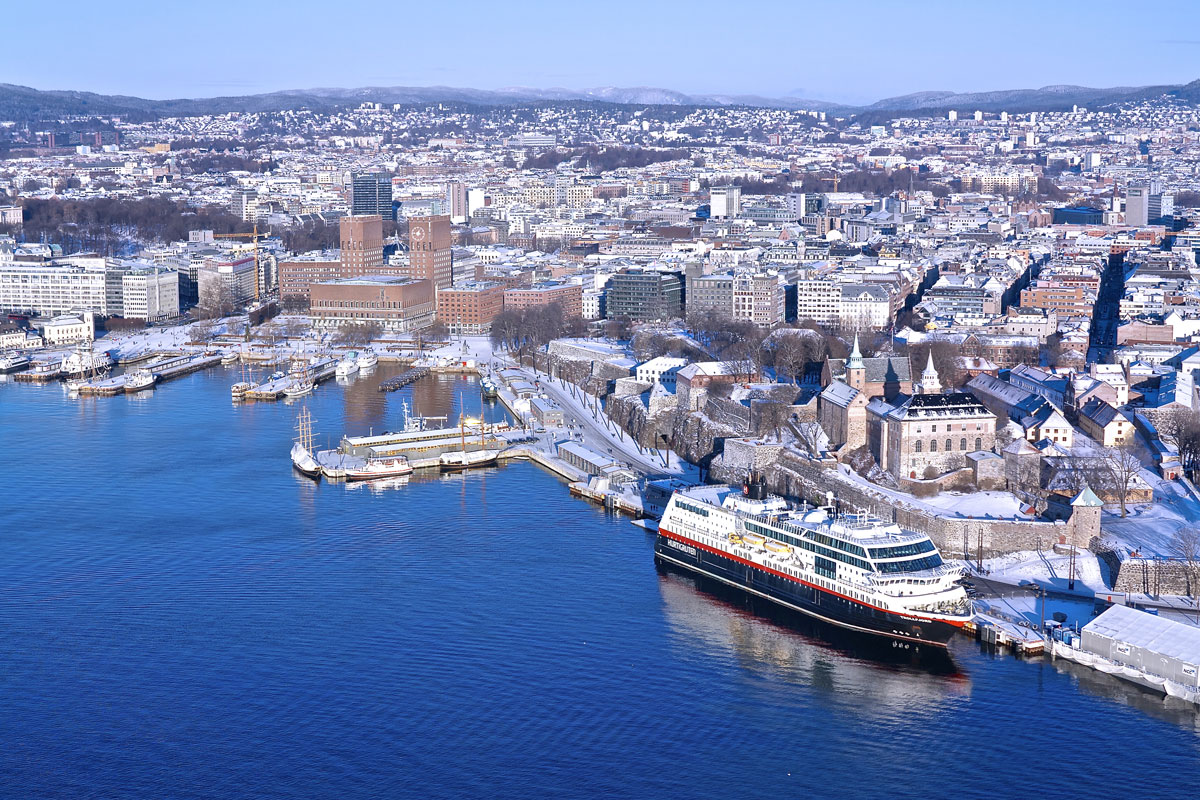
<box><xmin>656</xmin><ymin>563</ymin><xmax>969</xmax><ymax>713</ymax></box>
<box><xmin>1051</xmin><ymin>656</ymin><xmax>1200</xmax><ymax>733</ymax></box>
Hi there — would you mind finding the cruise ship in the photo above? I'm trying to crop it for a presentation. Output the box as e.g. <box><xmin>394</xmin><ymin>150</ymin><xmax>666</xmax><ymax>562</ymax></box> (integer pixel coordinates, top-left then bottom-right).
<box><xmin>655</xmin><ymin>476</ymin><xmax>972</xmax><ymax>646</ymax></box>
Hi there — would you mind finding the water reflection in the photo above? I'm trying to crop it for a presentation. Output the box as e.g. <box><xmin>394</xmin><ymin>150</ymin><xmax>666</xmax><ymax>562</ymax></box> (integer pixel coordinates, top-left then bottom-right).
<box><xmin>1050</xmin><ymin>657</ymin><xmax>1200</xmax><ymax>732</ymax></box>
<box><xmin>657</xmin><ymin>564</ymin><xmax>969</xmax><ymax>716</ymax></box>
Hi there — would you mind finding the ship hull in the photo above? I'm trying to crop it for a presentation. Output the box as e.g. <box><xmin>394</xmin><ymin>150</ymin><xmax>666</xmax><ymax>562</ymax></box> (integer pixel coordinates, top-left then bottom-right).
<box><xmin>655</xmin><ymin>530</ymin><xmax>964</xmax><ymax>647</ymax></box>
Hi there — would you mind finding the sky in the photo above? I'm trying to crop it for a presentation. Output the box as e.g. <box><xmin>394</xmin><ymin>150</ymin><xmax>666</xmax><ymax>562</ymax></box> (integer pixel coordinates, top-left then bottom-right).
<box><xmin>4</xmin><ymin>0</ymin><xmax>1200</xmax><ymax>104</ymax></box>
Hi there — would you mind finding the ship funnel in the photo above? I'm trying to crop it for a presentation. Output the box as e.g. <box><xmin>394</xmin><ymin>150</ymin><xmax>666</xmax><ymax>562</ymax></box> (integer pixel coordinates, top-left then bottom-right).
<box><xmin>743</xmin><ymin>470</ymin><xmax>767</xmax><ymax>500</ymax></box>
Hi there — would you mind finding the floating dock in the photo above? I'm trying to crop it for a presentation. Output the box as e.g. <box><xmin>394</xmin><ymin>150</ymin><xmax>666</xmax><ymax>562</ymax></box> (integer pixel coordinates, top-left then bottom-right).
<box><xmin>379</xmin><ymin>366</ymin><xmax>431</xmax><ymax>392</ymax></box>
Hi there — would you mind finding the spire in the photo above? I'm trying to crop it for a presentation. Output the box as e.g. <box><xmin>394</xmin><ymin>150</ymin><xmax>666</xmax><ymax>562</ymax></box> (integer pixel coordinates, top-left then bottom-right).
<box><xmin>848</xmin><ymin>333</ymin><xmax>864</xmax><ymax>370</ymax></box>
<box><xmin>921</xmin><ymin>350</ymin><xmax>941</xmax><ymax>394</ymax></box>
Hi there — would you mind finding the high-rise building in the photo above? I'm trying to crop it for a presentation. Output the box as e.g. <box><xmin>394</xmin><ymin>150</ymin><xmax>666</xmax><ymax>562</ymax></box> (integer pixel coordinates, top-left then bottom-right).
<box><xmin>340</xmin><ymin>215</ymin><xmax>385</xmax><ymax>278</ymax></box>
<box><xmin>1126</xmin><ymin>185</ymin><xmax>1150</xmax><ymax>227</ymax></box>
<box><xmin>408</xmin><ymin>215</ymin><xmax>453</xmax><ymax>290</ymax></box>
<box><xmin>351</xmin><ymin>172</ymin><xmax>393</xmax><ymax>217</ymax></box>
<box><xmin>709</xmin><ymin>186</ymin><xmax>742</xmax><ymax>220</ymax></box>
<box><xmin>445</xmin><ymin>181</ymin><xmax>468</xmax><ymax>224</ymax></box>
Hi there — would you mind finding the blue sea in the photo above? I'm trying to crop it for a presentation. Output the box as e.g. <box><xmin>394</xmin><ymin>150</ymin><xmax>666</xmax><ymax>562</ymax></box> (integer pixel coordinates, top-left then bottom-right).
<box><xmin>1</xmin><ymin>365</ymin><xmax>1197</xmax><ymax>799</ymax></box>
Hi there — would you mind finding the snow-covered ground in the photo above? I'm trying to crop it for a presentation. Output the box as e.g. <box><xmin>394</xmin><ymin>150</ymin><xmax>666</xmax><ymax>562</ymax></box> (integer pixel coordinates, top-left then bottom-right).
<box><xmin>966</xmin><ymin>550</ymin><xmax>1110</xmax><ymax>594</ymax></box>
<box><xmin>918</xmin><ymin>490</ymin><xmax>1034</xmax><ymax>519</ymax></box>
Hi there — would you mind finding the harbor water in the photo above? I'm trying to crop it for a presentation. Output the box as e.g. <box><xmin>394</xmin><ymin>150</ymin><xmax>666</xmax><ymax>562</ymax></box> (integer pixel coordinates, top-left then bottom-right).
<box><xmin>1</xmin><ymin>367</ymin><xmax>1198</xmax><ymax>799</ymax></box>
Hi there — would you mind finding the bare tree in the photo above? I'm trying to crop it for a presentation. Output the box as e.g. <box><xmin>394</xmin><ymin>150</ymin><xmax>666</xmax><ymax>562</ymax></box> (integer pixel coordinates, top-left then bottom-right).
<box><xmin>1170</xmin><ymin>527</ymin><xmax>1200</xmax><ymax>621</ymax></box>
<box><xmin>772</xmin><ymin>334</ymin><xmax>809</xmax><ymax>384</ymax></box>
<box><xmin>1156</xmin><ymin>406</ymin><xmax>1200</xmax><ymax>479</ymax></box>
<box><xmin>793</xmin><ymin>418</ymin><xmax>825</xmax><ymax>458</ymax></box>
<box><xmin>756</xmin><ymin>400</ymin><xmax>791</xmax><ymax>443</ymax></box>
<box><xmin>1099</xmin><ymin>440</ymin><xmax>1142</xmax><ymax>518</ymax></box>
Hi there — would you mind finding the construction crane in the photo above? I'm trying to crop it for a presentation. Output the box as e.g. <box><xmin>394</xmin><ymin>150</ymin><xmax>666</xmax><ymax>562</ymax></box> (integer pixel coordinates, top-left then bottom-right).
<box><xmin>214</xmin><ymin>224</ymin><xmax>268</xmax><ymax>300</ymax></box>
<box><xmin>820</xmin><ymin>175</ymin><xmax>841</xmax><ymax>193</ymax></box>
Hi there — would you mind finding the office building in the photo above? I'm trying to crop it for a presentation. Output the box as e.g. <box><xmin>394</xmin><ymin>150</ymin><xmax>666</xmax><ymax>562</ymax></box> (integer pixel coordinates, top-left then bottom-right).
<box><xmin>351</xmin><ymin>172</ymin><xmax>393</xmax><ymax>217</ymax></box>
<box><xmin>445</xmin><ymin>181</ymin><xmax>469</xmax><ymax>224</ymax></box>
<box><xmin>436</xmin><ymin>281</ymin><xmax>505</xmax><ymax>334</ymax></box>
<box><xmin>121</xmin><ymin>267</ymin><xmax>180</xmax><ymax>321</ymax></box>
<box><xmin>605</xmin><ymin>270</ymin><xmax>683</xmax><ymax>322</ymax></box>
<box><xmin>278</xmin><ymin>254</ymin><xmax>343</xmax><ymax>303</ymax></box>
<box><xmin>709</xmin><ymin>185</ymin><xmax>742</xmax><ymax>220</ymax></box>
<box><xmin>503</xmin><ymin>281</ymin><xmax>583</xmax><ymax>319</ymax></box>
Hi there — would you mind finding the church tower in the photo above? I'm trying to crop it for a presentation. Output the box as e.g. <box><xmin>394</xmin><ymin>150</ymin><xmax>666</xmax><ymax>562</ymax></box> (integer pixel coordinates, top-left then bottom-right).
<box><xmin>920</xmin><ymin>350</ymin><xmax>941</xmax><ymax>395</ymax></box>
<box><xmin>846</xmin><ymin>333</ymin><xmax>866</xmax><ymax>390</ymax></box>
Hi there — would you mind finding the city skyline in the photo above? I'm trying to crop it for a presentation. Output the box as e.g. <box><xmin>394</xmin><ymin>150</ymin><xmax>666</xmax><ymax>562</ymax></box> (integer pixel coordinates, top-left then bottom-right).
<box><xmin>6</xmin><ymin>0</ymin><xmax>1200</xmax><ymax>104</ymax></box>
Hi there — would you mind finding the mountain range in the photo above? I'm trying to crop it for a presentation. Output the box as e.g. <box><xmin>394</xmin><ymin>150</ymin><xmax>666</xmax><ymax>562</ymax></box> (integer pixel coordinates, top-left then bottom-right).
<box><xmin>3</xmin><ymin>79</ymin><xmax>1200</xmax><ymax>120</ymax></box>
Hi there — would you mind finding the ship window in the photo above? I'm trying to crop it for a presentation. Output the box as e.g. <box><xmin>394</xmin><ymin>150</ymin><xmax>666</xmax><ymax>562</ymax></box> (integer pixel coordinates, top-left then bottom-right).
<box><xmin>875</xmin><ymin>554</ymin><xmax>944</xmax><ymax>574</ymax></box>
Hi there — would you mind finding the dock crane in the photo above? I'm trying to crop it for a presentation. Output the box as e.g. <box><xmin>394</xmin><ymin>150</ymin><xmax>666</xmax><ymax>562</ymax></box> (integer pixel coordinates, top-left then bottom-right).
<box><xmin>213</xmin><ymin>224</ymin><xmax>269</xmax><ymax>300</ymax></box>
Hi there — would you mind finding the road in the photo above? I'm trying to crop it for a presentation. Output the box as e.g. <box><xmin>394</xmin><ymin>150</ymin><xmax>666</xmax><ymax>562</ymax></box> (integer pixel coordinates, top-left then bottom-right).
<box><xmin>518</xmin><ymin>367</ymin><xmax>678</xmax><ymax>476</ymax></box>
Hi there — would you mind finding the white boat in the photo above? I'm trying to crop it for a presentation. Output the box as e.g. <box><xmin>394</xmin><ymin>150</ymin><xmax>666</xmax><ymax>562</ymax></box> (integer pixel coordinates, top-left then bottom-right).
<box><xmin>440</xmin><ymin>449</ymin><xmax>500</xmax><ymax>471</ymax></box>
<box><xmin>220</xmin><ymin>352</ymin><xmax>240</xmax><ymax>365</ymax></box>
<box><xmin>0</xmin><ymin>354</ymin><xmax>31</xmax><ymax>373</ymax></box>
<box><xmin>335</xmin><ymin>354</ymin><xmax>359</xmax><ymax>378</ymax></box>
<box><xmin>231</xmin><ymin>381</ymin><xmax>255</xmax><ymax>399</ymax></box>
<box><xmin>654</xmin><ymin>475</ymin><xmax>972</xmax><ymax>646</ymax></box>
<box><xmin>356</xmin><ymin>351</ymin><xmax>379</xmax><ymax>369</ymax></box>
<box><xmin>124</xmin><ymin>369</ymin><xmax>157</xmax><ymax>393</ymax></box>
<box><xmin>344</xmin><ymin>456</ymin><xmax>414</xmax><ymax>481</ymax></box>
<box><xmin>291</xmin><ymin>408</ymin><xmax>322</xmax><ymax>480</ymax></box>
<box><xmin>284</xmin><ymin>379</ymin><xmax>314</xmax><ymax>398</ymax></box>
<box><xmin>61</xmin><ymin>344</ymin><xmax>113</xmax><ymax>378</ymax></box>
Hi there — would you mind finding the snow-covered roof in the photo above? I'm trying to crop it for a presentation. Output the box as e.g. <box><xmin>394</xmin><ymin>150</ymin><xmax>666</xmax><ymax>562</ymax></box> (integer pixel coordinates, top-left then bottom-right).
<box><xmin>1084</xmin><ymin>604</ymin><xmax>1200</xmax><ymax>663</ymax></box>
<box><xmin>820</xmin><ymin>381</ymin><xmax>860</xmax><ymax>408</ymax></box>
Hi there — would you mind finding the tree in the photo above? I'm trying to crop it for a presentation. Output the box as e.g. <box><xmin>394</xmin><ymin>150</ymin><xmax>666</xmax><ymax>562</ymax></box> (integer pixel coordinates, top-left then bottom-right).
<box><xmin>756</xmin><ymin>400</ymin><xmax>792</xmax><ymax>443</ymax></box>
<box><xmin>1155</xmin><ymin>407</ymin><xmax>1200</xmax><ymax>479</ymax></box>
<box><xmin>334</xmin><ymin>322</ymin><xmax>382</xmax><ymax>347</ymax></box>
<box><xmin>771</xmin><ymin>334</ymin><xmax>809</xmax><ymax>384</ymax></box>
<box><xmin>1170</xmin><ymin>527</ymin><xmax>1200</xmax><ymax>621</ymax></box>
<box><xmin>490</xmin><ymin>309</ymin><xmax>523</xmax><ymax>351</ymax></box>
<box><xmin>603</xmin><ymin>316</ymin><xmax>633</xmax><ymax>341</ymax></box>
<box><xmin>1099</xmin><ymin>440</ymin><xmax>1143</xmax><ymax>518</ymax></box>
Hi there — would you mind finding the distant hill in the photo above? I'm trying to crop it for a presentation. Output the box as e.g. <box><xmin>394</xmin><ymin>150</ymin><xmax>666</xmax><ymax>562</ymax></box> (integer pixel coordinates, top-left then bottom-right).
<box><xmin>2</xmin><ymin>79</ymin><xmax>1199</xmax><ymax>121</ymax></box>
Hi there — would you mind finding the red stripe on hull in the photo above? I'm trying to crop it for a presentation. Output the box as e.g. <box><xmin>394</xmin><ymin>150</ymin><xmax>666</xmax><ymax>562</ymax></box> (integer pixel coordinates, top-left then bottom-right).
<box><xmin>659</xmin><ymin>526</ymin><xmax>967</xmax><ymax>629</ymax></box>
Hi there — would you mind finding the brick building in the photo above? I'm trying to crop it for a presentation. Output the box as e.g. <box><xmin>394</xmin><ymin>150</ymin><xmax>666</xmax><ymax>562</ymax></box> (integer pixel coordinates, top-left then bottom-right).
<box><xmin>339</xmin><ymin>215</ymin><xmax>384</xmax><ymax>277</ymax></box>
<box><xmin>503</xmin><ymin>281</ymin><xmax>583</xmax><ymax>319</ymax></box>
<box><xmin>408</xmin><ymin>215</ymin><xmax>453</xmax><ymax>289</ymax></box>
<box><xmin>437</xmin><ymin>281</ymin><xmax>505</xmax><ymax>334</ymax></box>
<box><xmin>310</xmin><ymin>276</ymin><xmax>434</xmax><ymax>333</ymax></box>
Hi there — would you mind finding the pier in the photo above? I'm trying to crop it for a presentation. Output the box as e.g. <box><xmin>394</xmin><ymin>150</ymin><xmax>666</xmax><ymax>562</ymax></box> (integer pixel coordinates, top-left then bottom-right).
<box><xmin>75</xmin><ymin>354</ymin><xmax>224</xmax><ymax>395</ymax></box>
<box><xmin>378</xmin><ymin>366</ymin><xmax>430</xmax><ymax>392</ymax></box>
<box><xmin>244</xmin><ymin>356</ymin><xmax>337</xmax><ymax>400</ymax></box>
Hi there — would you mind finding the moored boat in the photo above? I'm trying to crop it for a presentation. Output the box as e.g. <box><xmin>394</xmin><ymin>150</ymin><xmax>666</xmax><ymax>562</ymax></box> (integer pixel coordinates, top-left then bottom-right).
<box><xmin>654</xmin><ymin>474</ymin><xmax>972</xmax><ymax>647</ymax></box>
<box><xmin>356</xmin><ymin>351</ymin><xmax>379</xmax><ymax>369</ymax></box>
<box><xmin>124</xmin><ymin>369</ymin><xmax>157</xmax><ymax>393</ymax></box>
<box><xmin>291</xmin><ymin>408</ymin><xmax>322</xmax><ymax>480</ymax></box>
<box><xmin>439</xmin><ymin>449</ymin><xmax>500</xmax><ymax>471</ymax></box>
<box><xmin>0</xmin><ymin>354</ymin><xmax>31</xmax><ymax>373</ymax></box>
<box><xmin>284</xmin><ymin>379</ymin><xmax>313</xmax><ymax>398</ymax></box>
<box><xmin>220</xmin><ymin>351</ymin><xmax>240</xmax><ymax>365</ymax></box>
<box><xmin>336</xmin><ymin>353</ymin><xmax>360</xmax><ymax>377</ymax></box>
<box><xmin>344</xmin><ymin>456</ymin><xmax>414</xmax><ymax>481</ymax></box>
